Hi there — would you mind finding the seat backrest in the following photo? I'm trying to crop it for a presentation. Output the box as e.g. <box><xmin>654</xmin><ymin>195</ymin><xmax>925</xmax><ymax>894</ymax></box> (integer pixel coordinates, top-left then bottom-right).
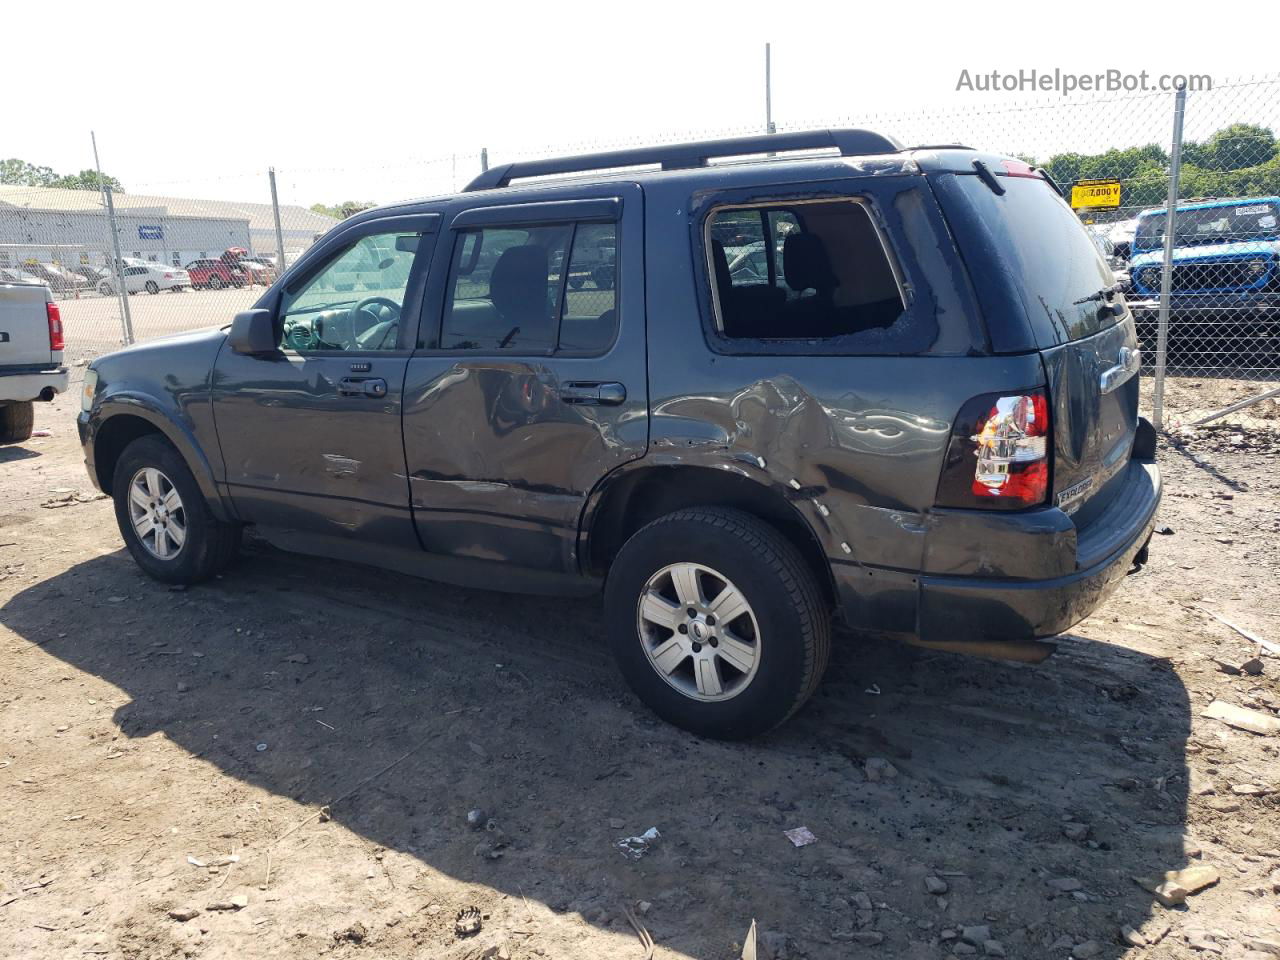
<box><xmin>783</xmin><ymin>233</ymin><xmax>838</xmax><ymax>295</ymax></box>
<box><xmin>490</xmin><ymin>245</ymin><xmax>549</xmax><ymax>327</ymax></box>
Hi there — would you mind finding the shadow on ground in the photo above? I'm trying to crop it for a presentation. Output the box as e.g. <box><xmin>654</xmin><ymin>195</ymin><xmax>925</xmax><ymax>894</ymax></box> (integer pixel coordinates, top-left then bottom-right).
<box><xmin>3</xmin><ymin>543</ymin><xmax>1190</xmax><ymax>958</ymax></box>
<box><xmin>0</xmin><ymin>445</ymin><xmax>41</xmax><ymax>465</ymax></box>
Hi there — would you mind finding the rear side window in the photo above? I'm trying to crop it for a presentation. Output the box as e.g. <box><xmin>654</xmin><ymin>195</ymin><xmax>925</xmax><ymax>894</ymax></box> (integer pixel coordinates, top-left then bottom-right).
<box><xmin>442</xmin><ymin>222</ymin><xmax>619</xmax><ymax>354</ymax></box>
<box><xmin>706</xmin><ymin>199</ymin><xmax>904</xmax><ymax>341</ymax></box>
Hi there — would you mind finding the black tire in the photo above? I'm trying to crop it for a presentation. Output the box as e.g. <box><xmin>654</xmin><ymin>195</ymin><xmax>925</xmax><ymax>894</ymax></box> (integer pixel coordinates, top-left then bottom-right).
<box><xmin>208</xmin><ymin>275</ymin><xmax>224</xmax><ymax>290</ymax></box>
<box><xmin>604</xmin><ymin>507</ymin><xmax>831</xmax><ymax>739</ymax></box>
<box><xmin>0</xmin><ymin>401</ymin><xmax>35</xmax><ymax>445</ymax></box>
<box><xmin>112</xmin><ymin>435</ymin><xmax>240</xmax><ymax>584</ymax></box>
<box><xmin>145</xmin><ymin>280</ymin><xmax>159</xmax><ymax>295</ymax></box>
<box><xmin>98</xmin><ymin>281</ymin><xmax>113</xmax><ymax>296</ymax></box>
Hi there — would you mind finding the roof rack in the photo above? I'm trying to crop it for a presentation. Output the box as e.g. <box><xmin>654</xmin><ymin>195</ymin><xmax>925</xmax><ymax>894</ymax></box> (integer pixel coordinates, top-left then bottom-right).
<box><xmin>464</xmin><ymin>128</ymin><xmax>905</xmax><ymax>192</ymax></box>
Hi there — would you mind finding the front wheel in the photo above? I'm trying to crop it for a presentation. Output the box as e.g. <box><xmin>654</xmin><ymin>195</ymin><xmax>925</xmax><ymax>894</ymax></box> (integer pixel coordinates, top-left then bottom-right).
<box><xmin>604</xmin><ymin>507</ymin><xmax>831</xmax><ymax>739</ymax></box>
<box><xmin>112</xmin><ymin>435</ymin><xmax>240</xmax><ymax>584</ymax></box>
<box><xmin>145</xmin><ymin>280</ymin><xmax>159</xmax><ymax>294</ymax></box>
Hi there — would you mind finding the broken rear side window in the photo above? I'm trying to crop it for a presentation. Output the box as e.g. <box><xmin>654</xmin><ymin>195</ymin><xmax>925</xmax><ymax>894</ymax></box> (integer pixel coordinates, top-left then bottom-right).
<box><xmin>706</xmin><ymin>199</ymin><xmax>904</xmax><ymax>343</ymax></box>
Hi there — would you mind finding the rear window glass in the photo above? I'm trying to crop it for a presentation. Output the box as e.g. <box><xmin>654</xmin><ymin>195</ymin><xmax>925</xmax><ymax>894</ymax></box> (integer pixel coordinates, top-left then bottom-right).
<box><xmin>706</xmin><ymin>200</ymin><xmax>905</xmax><ymax>342</ymax></box>
<box><xmin>942</xmin><ymin>174</ymin><xmax>1117</xmax><ymax>345</ymax></box>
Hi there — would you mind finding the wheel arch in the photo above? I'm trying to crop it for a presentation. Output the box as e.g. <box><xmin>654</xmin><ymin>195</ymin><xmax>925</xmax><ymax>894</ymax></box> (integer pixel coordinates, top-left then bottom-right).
<box><xmin>92</xmin><ymin>401</ymin><xmax>232</xmax><ymax>522</ymax></box>
<box><xmin>582</xmin><ymin>463</ymin><xmax>836</xmax><ymax>609</ymax></box>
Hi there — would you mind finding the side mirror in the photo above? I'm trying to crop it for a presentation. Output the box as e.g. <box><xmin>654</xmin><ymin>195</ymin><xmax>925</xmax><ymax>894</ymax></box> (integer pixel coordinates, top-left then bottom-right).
<box><xmin>229</xmin><ymin>308</ymin><xmax>279</xmax><ymax>356</ymax></box>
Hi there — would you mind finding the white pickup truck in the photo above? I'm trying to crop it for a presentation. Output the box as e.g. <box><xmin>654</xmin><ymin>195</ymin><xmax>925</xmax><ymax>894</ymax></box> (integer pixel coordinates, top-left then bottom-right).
<box><xmin>1</xmin><ymin>279</ymin><xmax>68</xmax><ymax>444</ymax></box>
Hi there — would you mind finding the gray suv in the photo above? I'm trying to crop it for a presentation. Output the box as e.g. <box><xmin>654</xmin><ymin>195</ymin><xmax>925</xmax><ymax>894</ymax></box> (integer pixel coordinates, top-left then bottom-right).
<box><xmin>77</xmin><ymin>130</ymin><xmax>1160</xmax><ymax>739</ymax></box>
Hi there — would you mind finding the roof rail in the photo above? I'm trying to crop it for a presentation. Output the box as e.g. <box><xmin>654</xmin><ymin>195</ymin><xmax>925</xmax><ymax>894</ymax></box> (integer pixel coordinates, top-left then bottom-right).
<box><xmin>464</xmin><ymin>128</ymin><xmax>904</xmax><ymax>192</ymax></box>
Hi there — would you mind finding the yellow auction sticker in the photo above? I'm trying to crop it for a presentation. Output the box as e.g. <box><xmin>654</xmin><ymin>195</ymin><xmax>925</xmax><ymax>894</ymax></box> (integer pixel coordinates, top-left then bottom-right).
<box><xmin>1070</xmin><ymin>179</ymin><xmax>1122</xmax><ymax>209</ymax></box>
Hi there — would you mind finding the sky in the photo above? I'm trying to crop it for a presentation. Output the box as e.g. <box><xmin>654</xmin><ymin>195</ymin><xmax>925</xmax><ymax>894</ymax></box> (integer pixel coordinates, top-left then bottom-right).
<box><xmin>4</xmin><ymin>1</ymin><xmax>1277</xmax><ymax>208</ymax></box>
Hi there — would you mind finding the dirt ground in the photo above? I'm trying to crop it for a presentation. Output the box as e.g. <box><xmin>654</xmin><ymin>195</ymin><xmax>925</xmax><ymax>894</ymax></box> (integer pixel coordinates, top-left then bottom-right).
<box><xmin>3</xmin><ymin>383</ymin><xmax>1280</xmax><ymax>960</ymax></box>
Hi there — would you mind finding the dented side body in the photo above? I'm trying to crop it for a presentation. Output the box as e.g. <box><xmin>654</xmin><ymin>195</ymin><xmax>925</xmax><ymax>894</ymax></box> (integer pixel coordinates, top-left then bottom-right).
<box><xmin>77</xmin><ymin>145</ymin><xmax>1160</xmax><ymax>641</ymax></box>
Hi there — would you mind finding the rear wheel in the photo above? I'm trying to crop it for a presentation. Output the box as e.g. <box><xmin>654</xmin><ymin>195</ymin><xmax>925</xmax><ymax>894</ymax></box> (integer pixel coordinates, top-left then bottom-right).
<box><xmin>145</xmin><ymin>280</ymin><xmax>159</xmax><ymax>294</ymax></box>
<box><xmin>604</xmin><ymin>507</ymin><xmax>831</xmax><ymax>739</ymax></box>
<box><xmin>98</xmin><ymin>281</ymin><xmax>114</xmax><ymax>296</ymax></box>
<box><xmin>0</xmin><ymin>401</ymin><xmax>35</xmax><ymax>445</ymax></box>
<box><xmin>208</xmin><ymin>275</ymin><xmax>224</xmax><ymax>290</ymax></box>
<box><xmin>112</xmin><ymin>435</ymin><xmax>240</xmax><ymax>584</ymax></box>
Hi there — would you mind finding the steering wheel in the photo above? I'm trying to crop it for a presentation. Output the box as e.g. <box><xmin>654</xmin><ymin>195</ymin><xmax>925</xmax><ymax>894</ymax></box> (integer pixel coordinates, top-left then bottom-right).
<box><xmin>350</xmin><ymin>296</ymin><xmax>402</xmax><ymax>350</ymax></box>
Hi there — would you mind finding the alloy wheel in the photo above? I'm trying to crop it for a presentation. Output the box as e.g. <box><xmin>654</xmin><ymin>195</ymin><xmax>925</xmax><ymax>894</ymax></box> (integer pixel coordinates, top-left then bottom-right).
<box><xmin>636</xmin><ymin>562</ymin><xmax>761</xmax><ymax>701</ymax></box>
<box><xmin>128</xmin><ymin>467</ymin><xmax>187</xmax><ymax>560</ymax></box>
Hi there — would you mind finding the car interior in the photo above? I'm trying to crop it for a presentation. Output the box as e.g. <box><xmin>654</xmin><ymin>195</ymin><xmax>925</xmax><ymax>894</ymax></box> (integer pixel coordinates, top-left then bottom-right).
<box><xmin>709</xmin><ymin>199</ymin><xmax>904</xmax><ymax>340</ymax></box>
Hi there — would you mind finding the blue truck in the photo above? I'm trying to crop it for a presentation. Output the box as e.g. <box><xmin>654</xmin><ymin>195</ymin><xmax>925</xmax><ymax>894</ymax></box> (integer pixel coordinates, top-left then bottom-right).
<box><xmin>1128</xmin><ymin>196</ymin><xmax>1280</xmax><ymax>311</ymax></box>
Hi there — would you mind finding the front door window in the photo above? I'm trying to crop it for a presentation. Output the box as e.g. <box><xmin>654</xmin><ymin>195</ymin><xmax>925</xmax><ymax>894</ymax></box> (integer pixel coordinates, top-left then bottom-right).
<box><xmin>278</xmin><ymin>232</ymin><xmax>419</xmax><ymax>352</ymax></box>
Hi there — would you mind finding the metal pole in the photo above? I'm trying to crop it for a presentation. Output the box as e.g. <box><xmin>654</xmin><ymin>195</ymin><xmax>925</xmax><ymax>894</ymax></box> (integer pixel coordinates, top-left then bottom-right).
<box><xmin>268</xmin><ymin>167</ymin><xmax>288</xmax><ymax>273</ymax></box>
<box><xmin>481</xmin><ymin>147</ymin><xmax>489</xmax><ymax>173</ymax></box>
<box><xmin>1152</xmin><ymin>85</ymin><xmax>1187</xmax><ymax>433</ymax></box>
<box><xmin>765</xmin><ymin>43</ymin><xmax>776</xmax><ymax>135</ymax></box>
<box><xmin>103</xmin><ymin>186</ymin><xmax>134</xmax><ymax>345</ymax></box>
<box><xmin>93</xmin><ymin>131</ymin><xmax>133</xmax><ymax>337</ymax></box>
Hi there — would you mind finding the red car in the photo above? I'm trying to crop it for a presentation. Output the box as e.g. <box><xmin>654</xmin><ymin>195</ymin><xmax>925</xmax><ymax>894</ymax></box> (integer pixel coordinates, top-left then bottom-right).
<box><xmin>185</xmin><ymin>258</ymin><xmax>246</xmax><ymax>290</ymax></box>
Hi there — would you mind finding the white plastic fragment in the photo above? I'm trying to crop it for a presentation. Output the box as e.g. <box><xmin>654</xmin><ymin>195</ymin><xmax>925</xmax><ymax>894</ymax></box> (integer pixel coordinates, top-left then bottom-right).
<box><xmin>783</xmin><ymin>826</ymin><xmax>818</xmax><ymax>847</ymax></box>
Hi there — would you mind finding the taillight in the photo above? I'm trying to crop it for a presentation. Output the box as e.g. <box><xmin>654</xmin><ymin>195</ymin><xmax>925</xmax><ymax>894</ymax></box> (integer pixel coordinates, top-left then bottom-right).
<box><xmin>935</xmin><ymin>389</ymin><xmax>1050</xmax><ymax>510</ymax></box>
<box><xmin>46</xmin><ymin>301</ymin><xmax>65</xmax><ymax>352</ymax></box>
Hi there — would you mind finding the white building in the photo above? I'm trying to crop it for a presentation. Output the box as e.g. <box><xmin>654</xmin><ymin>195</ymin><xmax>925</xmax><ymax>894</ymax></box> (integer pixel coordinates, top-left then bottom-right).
<box><xmin>0</xmin><ymin>185</ymin><xmax>338</xmax><ymax>272</ymax></box>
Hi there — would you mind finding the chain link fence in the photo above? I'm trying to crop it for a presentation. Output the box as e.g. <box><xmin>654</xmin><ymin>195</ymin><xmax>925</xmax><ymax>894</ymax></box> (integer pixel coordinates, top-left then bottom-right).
<box><xmin>3</xmin><ymin>75</ymin><xmax>1278</xmax><ymax>426</ymax></box>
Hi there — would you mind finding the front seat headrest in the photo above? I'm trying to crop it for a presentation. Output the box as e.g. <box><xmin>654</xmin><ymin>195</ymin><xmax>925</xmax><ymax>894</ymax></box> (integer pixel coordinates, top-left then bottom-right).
<box><xmin>783</xmin><ymin>233</ymin><xmax>838</xmax><ymax>294</ymax></box>
<box><xmin>490</xmin><ymin>245</ymin><xmax>549</xmax><ymax>321</ymax></box>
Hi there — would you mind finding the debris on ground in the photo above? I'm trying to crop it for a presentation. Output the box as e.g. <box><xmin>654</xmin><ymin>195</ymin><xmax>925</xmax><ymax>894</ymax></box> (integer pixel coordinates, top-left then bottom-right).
<box><xmin>1202</xmin><ymin>700</ymin><xmax>1280</xmax><ymax>736</ymax></box>
<box><xmin>168</xmin><ymin>907</ymin><xmax>200</xmax><ymax>922</ymax></box>
<box><xmin>864</xmin><ymin>758</ymin><xmax>898</xmax><ymax>782</ymax></box>
<box><xmin>616</xmin><ymin>827</ymin><xmax>660</xmax><ymax>860</ymax></box>
<box><xmin>334</xmin><ymin>921</ymin><xmax>367</xmax><ymax>943</ymax></box>
<box><xmin>1134</xmin><ymin>864</ymin><xmax>1221</xmax><ymax>907</ymax></box>
<box><xmin>454</xmin><ymin>905</ymin><xmax>482</xmax><ymax>937</ymax></box>
<box><xmin>782</xmin><ymin>826</ymin><xmax>817</xmax><ymax>848</ymax></box>
<box><xmin>206</xmin><ymin>894</ymin><xmax>248</xmax><ymax>911</ymax></box>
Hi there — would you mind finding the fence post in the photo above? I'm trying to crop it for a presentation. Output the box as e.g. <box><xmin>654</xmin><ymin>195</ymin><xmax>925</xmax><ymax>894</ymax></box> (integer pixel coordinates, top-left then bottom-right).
<box><xmin>269</xmin><ymin>168</ymin><xmax>288</xmax><ymax>274</ymax></box>
<box><xmin>1153</xmin><ymin>85</ymin><xmax>1187</xmax><ymax>432</ymax></box>
<box><xmin>103</xmin><ymin>186</ymin><xmax>134</xmax><ymax>346</ymax></box>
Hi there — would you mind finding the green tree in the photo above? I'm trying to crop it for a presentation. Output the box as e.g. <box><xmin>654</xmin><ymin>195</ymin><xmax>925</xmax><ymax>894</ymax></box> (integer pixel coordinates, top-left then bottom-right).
<box><xmin>49</xmin><ymin>169</ymin><xmax>124</xmax><ymax>192</ymax></box>
<box><xmin>0</xmin><ymin>158</ymin><xmax>58</xmax><ymax>186</ymax></box>
<box><xmin>310</xmin><ymin>201</ymin><xmax>375</xmax><ymax>219</ymax></box>
<box><xmin>0</xmin><ymin>159</ymin><xmax>124</xmax><ymax>191</ymax></box>
<box><xmin>1182</xmin><ymin>124</ymin><xmax>1277</xmax><ymax>172</ymax></box>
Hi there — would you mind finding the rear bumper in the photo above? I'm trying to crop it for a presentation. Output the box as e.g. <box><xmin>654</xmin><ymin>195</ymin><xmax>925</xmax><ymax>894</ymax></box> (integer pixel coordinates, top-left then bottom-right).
<box><xmin>916</xmin><ymin>459</ymin><xmax>1160</xmax><ymax>642</ymax></box>
<box><xmin>831</xmin><ymin>458</ymin><xmax>1161</xmax><ymax>644</ymax></box>
<box><xmin>0</xmin><ymin>367</ymin><xmax>69</xmax><ymax>403</ymax></box>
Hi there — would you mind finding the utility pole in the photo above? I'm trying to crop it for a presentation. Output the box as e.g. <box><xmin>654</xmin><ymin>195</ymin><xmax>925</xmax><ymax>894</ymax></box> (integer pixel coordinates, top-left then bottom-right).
<box><xmin>1152</xmin><ymin>85</ymin><xmax>1187</xmax><ymax>432</ymax></box>
<box><xmin>765</xmin><ymin>43</ymin><xmax>776</xmax><ymax>135</ymax></box>
<box><xmin>91</xmin><ymin>131</ymin><xmax>133</xmax><ymax>345</ymax></box>
<box><xmin>269</xmin><ymin>168</ymin><xmax>288</xmax><ymax>273</ymax></box>
<box><xmin>104</xmin><ymin>186</ymin><xmax>134</xmax><ymax>345</ymax></box>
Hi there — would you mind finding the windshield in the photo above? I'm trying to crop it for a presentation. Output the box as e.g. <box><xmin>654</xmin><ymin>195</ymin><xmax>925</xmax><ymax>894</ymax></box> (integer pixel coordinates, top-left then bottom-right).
<box><xmin>1134</xmin><ymin>200</ymin><xmax>1280</xmax><ymax>252</ymax></box>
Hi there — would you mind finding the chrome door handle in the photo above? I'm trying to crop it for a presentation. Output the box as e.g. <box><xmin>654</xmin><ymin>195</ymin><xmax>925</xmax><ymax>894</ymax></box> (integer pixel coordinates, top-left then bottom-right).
<box><xmin>558</xmin><ymin>381</ymin><xmax>626</xmax><ymax>406</ymax></box>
